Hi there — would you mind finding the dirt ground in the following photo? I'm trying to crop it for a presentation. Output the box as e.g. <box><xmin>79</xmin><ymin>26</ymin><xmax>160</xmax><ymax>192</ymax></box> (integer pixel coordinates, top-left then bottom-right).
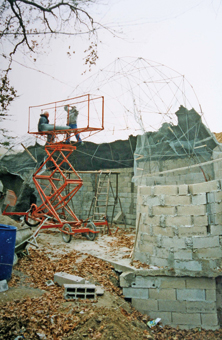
<box><xmin>1</xmin><ymin>216</ymin><xmax>222</xmax><ymax>339</ymax></box>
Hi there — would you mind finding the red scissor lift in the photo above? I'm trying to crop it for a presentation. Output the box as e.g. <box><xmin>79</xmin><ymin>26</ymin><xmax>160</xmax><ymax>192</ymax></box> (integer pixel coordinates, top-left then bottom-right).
<box><xmin>3</xmin><ymin>94</ymin><xmax>108</xmax><ymax>242</ymax></box>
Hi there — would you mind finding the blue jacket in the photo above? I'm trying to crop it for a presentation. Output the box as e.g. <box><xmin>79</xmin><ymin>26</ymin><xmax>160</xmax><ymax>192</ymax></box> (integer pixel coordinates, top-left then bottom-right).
<box><xmin>38</xmin><ymin>114</ymin><xmax>49</xmax><ymax>131</ymax></box>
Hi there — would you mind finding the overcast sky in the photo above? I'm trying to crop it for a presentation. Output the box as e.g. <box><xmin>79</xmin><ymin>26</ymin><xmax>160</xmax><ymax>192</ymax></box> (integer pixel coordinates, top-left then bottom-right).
<box><xmin>2</xmin><ymin>0</ymin><xmax>222</xmax><ymax>145</ymax></box>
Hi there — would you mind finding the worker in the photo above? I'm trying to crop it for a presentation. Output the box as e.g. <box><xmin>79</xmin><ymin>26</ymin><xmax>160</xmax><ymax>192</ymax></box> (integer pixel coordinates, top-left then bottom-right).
<box><xmin>38</xmin><ymin>111</ymin><xmax>54</xmax><ymax>143</ymax></box>
<box><xmin>64</xmin><ymin>105</ymin><xmax>83</xmax><ymax>144</ymax></box>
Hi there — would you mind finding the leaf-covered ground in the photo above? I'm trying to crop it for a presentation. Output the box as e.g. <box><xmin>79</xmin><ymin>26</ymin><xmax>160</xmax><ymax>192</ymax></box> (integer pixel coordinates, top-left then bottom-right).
<box><xmin>1</xmin><ymin>241</ymin><xmax>222</xmax><ymax>340</ymax></box>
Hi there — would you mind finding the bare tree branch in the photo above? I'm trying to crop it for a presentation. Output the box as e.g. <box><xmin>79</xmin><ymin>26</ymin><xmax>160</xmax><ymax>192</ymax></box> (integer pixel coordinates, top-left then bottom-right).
<box><xmin>8</xmin><ymin>0</ymin><xmax>33</xmax><ymax>51</ymax></box>
<box><xmin>0</xmin><ymin>0</ymin><xmax>116</xmax><ymax>110</ymax></box>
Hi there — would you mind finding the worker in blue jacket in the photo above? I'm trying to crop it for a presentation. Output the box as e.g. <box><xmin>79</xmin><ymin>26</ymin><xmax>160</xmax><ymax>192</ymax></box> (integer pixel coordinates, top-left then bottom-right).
<box><xmin>38</xmin><ymin>111</ymin><xmax>54</xmax><ymax>143</ymax></box>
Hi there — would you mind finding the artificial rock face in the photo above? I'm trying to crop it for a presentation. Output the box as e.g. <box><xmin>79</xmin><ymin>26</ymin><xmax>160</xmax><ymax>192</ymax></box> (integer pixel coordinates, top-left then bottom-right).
<box><xmin>135</xmin><ymin>105</ymin><xmax>218</xmax><ymax>162</ymax></box>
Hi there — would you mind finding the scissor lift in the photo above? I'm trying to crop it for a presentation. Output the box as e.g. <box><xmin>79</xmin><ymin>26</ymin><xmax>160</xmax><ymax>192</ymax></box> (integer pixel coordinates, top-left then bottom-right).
<box><xmin>3</xmin><ymin>94</ymin><xmax>106</xmax><ymax>243</ymax></box>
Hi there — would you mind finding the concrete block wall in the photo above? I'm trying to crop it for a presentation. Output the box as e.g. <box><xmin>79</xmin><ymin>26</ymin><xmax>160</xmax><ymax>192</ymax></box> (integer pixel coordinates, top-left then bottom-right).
<box><xmin>35</xmin><ymin>151</ymin><xmax>221</xmax><ymax>228</ymax></box>
<box><xmin>120</xmin><ymin>273</ymin><xmax>220</xmax><ymax>330</ymax></box>
<box><xmin>136</xmin><ymin>156</ymin><xmax>214</xmax><ymax>186</ymax></box>
<box><xmin>70</xmin><ymin>168</ymin><xmax>137</xmax><ymax>226</ymax></box>
<box><xmin>134</xmin><ymin>180</ymin><xmax>222</xmax><ymax>275</ymax></box>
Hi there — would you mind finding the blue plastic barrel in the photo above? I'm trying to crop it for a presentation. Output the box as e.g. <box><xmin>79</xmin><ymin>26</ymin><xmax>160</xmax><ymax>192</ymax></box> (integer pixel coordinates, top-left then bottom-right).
<box><xmin>0</xmin><ymin>224</ymin><xmax>17</xmax><ymax>281</ymax></box>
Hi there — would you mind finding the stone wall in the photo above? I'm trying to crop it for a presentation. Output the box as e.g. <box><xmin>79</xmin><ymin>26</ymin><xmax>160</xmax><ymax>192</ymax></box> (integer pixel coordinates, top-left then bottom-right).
<box><xmin>134</xmin><ymin>179</ymin><xmax>222</xmax><ymax>275</ymax></box>
<box><xmin>120</xmin><ymin>271</ymin><xmax>221</xmax><ymax>330</ymax></box>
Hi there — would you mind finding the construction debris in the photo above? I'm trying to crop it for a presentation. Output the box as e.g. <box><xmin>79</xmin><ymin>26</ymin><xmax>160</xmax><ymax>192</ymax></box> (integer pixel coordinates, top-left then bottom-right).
<box><xmin>64</xmin><ymin>283</ymin><xmax>97</xmax><ymax>300</ymax></box>
<box><xmin>1</xmin><ymin>231</ymin><xmax>222</xmax><ymax>339</ymax></box>
<box><xmin>0</xmin><ymin>280</ymin><xmax>8</xmax><ymax>293</ymax></box>
<box><xmin>54</xmin><ymin>272</ymin><xmax>85</xmax><ymax>286</ymax></box>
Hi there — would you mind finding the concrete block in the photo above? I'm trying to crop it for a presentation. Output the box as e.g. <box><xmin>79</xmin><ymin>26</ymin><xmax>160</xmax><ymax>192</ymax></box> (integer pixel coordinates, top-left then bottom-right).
<box><xmin>182</xmin><ymin>174</ymin><xmax>204</xmax><ymax>185</ymax></box>
<box><xmin>143</xmin><ymin>215</ymin><xmax>160</xmax><ymax>226</ymax></box>
<box><xmin>175</xmin><ymin>261</ymin><xmax>202</xmax><ymax>272</ymax></box>
<box><xmin>139</xmin><ymin>186</ymin><xmax>152</xmax><ymax>195</ymax></box>
<box><xmin>153</xmin><ymin>226</ymin><xmax>174</xmax><ymax>237</ymax></box>
<box><xmin>142</xmin><ymin>195</ymin><xmax>161</xmax><ymax>206</ymax></box>
<box><xmin>138</xmin><ymin>243</ymin><xmax>154</xmax><ymax>254</ymax></box>
<box><xmin>139</xmin><ymin>205</ymin><xmax>149</xmax><ymax>214</ymax></box>
<box><xmin>177</xmin><ymin>289</ymin><xmax>205</xmax><ymax>301</ymax></box>
<box><xmin>189</xmin><ymin>181</ymin><xmax>218</xmax><ymax>194</ymax></box>
<box><xmin>154</xmin><ymin>185</ymin><xmax>178</xmax><ymax>195</ymax></box>
<box><xmin>186</xmin><ymin>278</ymin><xmax>216</xmax><ymax>290</ymax></box>
<box><xmin>140</xmin><ymin>233</ymin><xmax>156</xmax><ymax>243</ymax></box>
<box><xmin>165</xmin><ymin>177</ymin><xmax>179</xmax><ymax>185</ymax></box>
<box><xmin>172</xmin><ymin>312</ymin><xmax>201</xmax><ymax>325</ymax></box>
<box><xmin>113</xmin><ymin>211</ymin><xmax>125</xmax><ymax>223</ymax></box>
<box><xmin>165</xmin><ymin>215</ymin><xmax>192</xmax><ymax>226</ymax></box>
<box><xmin>192</xmin><ymin>193</ymin><xmax>207</xmax><ymax>205</ymax></box>
<box><xmin>177</xmin><ymin>205</ymin><xmax>206</xmax><ymax>216</ymax></box>
<box><xmin>64</xmin><ymin>284</ymin><xmax>96</xmax><ymax>299</ymax></box>
<box><xmin>214</xmin><ymin>213</ymin><xmax>222</xmax><ymax>225</ymax></box>
<box><xmin>193</xmin><ymin>215</ymin><xmax>208</xmax><ymax>227</ymax></box>
<box><xmin>193</xmin><ymin>236</ymin><xmax>219</xmax><ymax>249</ymax></box>
<box><xmin>149</xmin><ymin>288</ymin><xmax>176</xmax><ymax>300</ymax></box>
<box><xmin>140</xmin><ymin>223</ymin><xmax>151</xmax><ymax>233</ymax></box>
<box><xmin>120</xmin><ymin>272</ymin><xmax>135</xmax><ymax>288</ymax></box>
<box><xmin>148</xmin><ymin>311</ymin><xmax>172</xmax><ymax>325</ymax></box>
<box><xmin>178</xmin><ymin>226</ymin><xmax>207</xmax><ymax>237</ymax></box>
<box><xmin>200</xmin><ymin>325</ymin><xmax>220</xmax><ymax>330</ymax></box>
<box><xmin>201</xmin><ymin>313</ymin><xmax>219</xmax><ymax>326</ymax></box>
<box><xmin>174</xmin><ymin>249</ymin><xmax>192</xmax><ymax>260</ymax></box>
<box><xmin>195</xmin><ymin>247</ymin><xmax>222</xmax><ymax>259</ymax></box>
<box><xmin>132</xmin><ymin>276</ymin><xmax>161</xmax><ymax>289</ymax></box>
<box><xmin>159</xmin><ymin>277</ymin><xmax>186</xmax><ymax>289</ymax></box>
<box><xmin>155</xmin><ymin>248</ymin><xmax>169</xmax><ymax>259</ymax></box>
<box><xmin>205</xmin><ymin>289</ymin><xmax>216</xmax><ymax>301</ymax></box>
<box><xmin>209</xmin><ymin>202</ymin><xmax>222</xmax><ymax>214</ymax></box>
<box><xmin>153</xmin><ymin>206</ymin><xmax>175</xmax><ymax>215</ymax></box>
<box><xmin>54</xmin><ymin>272</ymin><xmax>85</xmax><ymax>286</ymax></box>
<box><xmin>208</xmin><ymin>213</ymin><xmax>216</xmax><ymax>225</ymax></box>
<box><xmin>207</xmin><ymin>202</ymin><xmax>217</xmax><ymax>216</ymax></box>
<box><xmin>215</xmin><ymin>191</ymin><xmax>222</xmax><ymax>202</ymax></box>
<box><xmin>123</xmin><ymin>287</ymin><xmax>148</xmax><ymax>299</ymax></box>
<box><xmin>165</xmin><ymin>195</ymin><xmax>190</xmax><ymax>206</ymax></box>
<box><xmin>210</xmin><ymin>225</ymin><xmax>222</xmax><ymax>236</ymax></box>
<box><xmin>162</xmin><ymin>237</ymin><xmax>186</xmax><ymax>249</ymax></box>
<box><xmin>158</xmin><ymin>300</ymin><xmax>186</xmax><ymax>312</ymax></box>
<box><xmin>150</xmin><ymin>256</ymin><xmax>169</xmax><ymax>268</ymax></box>
<box><xmin>0</xmin><ymin>279</ymin><xmax>8</xmax><ymax>292</ymax></box>
<box><xmin>133</xmin><ymin>251</ymin><xmax>150</xmax><ymax>264</ymax></box>
<box><xmin>178</xmin><ymin>184</ymin><xmax>188</xmax><ymax>195</ymax></box>
<box><xmin>96</xmin><ymin>286</ymin><xmax>104</xmax><ymax>295</ymax></box>
<box><xmin>186</xmin><ymin>301</ymin><xmax>216</xmax><ymax>313</ymax></box>
<box><xmin>207</xmin><ymin>192</ymin><xmax>216</xmax><ymax>203</ymax></box>
<box><xmin>132</xmin><ymin>298</ymin><xmax>158</xmax><ymax>312</ymax></box>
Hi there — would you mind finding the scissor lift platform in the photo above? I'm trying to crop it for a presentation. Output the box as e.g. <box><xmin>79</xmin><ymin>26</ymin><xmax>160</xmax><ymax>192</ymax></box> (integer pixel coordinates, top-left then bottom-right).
<box><xmin>3</xmin><ymin>95</ymin><xmax>105</xmax><ymax>243</ymax></box>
